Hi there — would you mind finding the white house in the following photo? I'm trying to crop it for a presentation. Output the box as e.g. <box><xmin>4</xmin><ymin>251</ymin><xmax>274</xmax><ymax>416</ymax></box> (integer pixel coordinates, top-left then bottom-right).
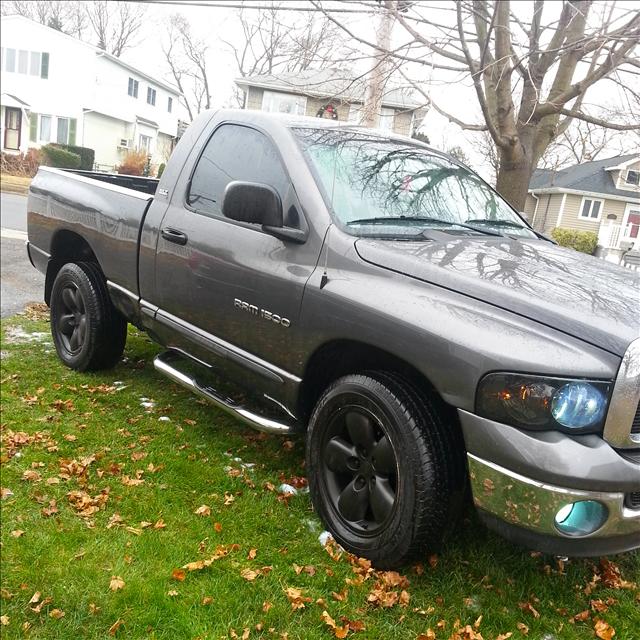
<box><xmin>0</xmin><ymin>15</ymin><xmax>182</xmax><ymax>170</ymax></box>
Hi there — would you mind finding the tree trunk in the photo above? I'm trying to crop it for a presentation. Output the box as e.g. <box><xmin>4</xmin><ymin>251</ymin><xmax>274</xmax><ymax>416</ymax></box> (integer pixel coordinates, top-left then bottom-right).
<box><xmin>495</xmin><ymin>148</ymin><xmax>532</xmax><ymax>212</ymax></box>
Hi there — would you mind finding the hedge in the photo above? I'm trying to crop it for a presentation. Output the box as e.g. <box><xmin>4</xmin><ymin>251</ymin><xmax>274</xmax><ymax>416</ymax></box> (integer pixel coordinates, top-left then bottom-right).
<box><xmin>41</xmin><ymin>144</ymin><xmax>81</xmax><ymax>169</ymax></box>
<box><xmin>50</xmin><ymin>143</ymin><xmax>95</xmax><ymax>170</ymax></box>
<box><xmin>551</xmin><ymin>227</ymin><xmax>599</xmax><ymax>255</ymax></box>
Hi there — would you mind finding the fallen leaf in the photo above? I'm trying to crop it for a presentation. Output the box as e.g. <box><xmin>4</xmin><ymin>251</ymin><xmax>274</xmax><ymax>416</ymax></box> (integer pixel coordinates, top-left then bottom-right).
<box><xmin>417</xmin><ymin>631</ymin><xmax>436</xmax><ymax>640</ymax></box>
<box><xmin>285</xmin><ymin>587</ymin><xmax>312</xmax><ymax>610</ymax></box>
<box><xmin>28</xmin><ymin>592</ymin><xmax>41</xmax><ymax>605</ymax></box>
<box><xmin>516</xmin><ymin>622</ymin><xmax>529</xmax><ymax>635</ymax></box>
<box><xmin>247</xmin><ymin>548</ymin><xmax>257</xmax><ymax>560</ymax></box>
<box><xmin>214</xmin><ymin>522</ymin><xmax>222</xmax><ymax>532</ymax></box>
<box><xmin>195</xmin><ymin>504</ymin><xmax>211</xmax><ymax>517</ymax></box>
<box><xmin>108</xmin><ymin>618</ymin><xmax>124</xmax><ymax>636</ymax></box>
<box><xmin>241</xmin><ymin>568</ymin><xmax>260</xmax><ymax>582</ymax></box>
<box><xmin>594</xmin><ymin>619</ymin><xmax>616</xmax><ymax>640</ymax></box>
<box><xmin>262</xmin><ymin>601</ymin><xmax>273</xmax><ymax>612</ymax></box>
<box><xmin>496</xmin><ymin>634</ymin><xmax>513</xmax><ymax>640</ymax></box>
<box><xmin>154</xmin><ymin>519</ymin><xmax>166</xmax><ymax>530</ymax></box>
<box><xmin>0</xmin><ymin>615</ymin><xmax>8</xmax><ymax>626</ymax></box>
<box><xmin>574</xmin><ymin>610</ymin><xmax>590</xmax><ymax>622</ymax></box>
<box><xmin>167</xmin><ymin>590</ymin><xmax>178</xmax><ymax>597</ymax></box>
<box><xmin>22</xmin><ymin>470</ymin><xmax>41</xmax><ymax>482</ymax></box>
<box><xmin>109</xmin><ymin>576</ymin><xmax>125</xmax><ymax>591</ymax></box>
<box><xmin>201</xmin><ymin>596</ymin><xmax>213</xmax><ymax>605</ymax></box>
<box><xmin>518</xmin><ymin>601</ymin><xmax>540</xmax><ymax>618</ymax></box>
<box><xmin>10</xmin><ymin>530</ymin><xmax>25</xmax><ymax>538</ymax></box>
<box><xmin>49</xmin><ymin>609</ymin><xmax>65</xmax><ymax>619</ymax></box>
<box><xmin>172</xmin><ymin>569</ymin><xmax>186</xmax><ymax>582</ymax></box>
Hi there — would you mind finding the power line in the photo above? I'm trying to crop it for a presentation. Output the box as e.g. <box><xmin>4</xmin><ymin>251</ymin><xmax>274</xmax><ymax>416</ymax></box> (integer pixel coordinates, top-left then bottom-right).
<box><xmin>132</xmin><ymin>0</ymin><xmax>377</xmax><ymax>13</ymax></box>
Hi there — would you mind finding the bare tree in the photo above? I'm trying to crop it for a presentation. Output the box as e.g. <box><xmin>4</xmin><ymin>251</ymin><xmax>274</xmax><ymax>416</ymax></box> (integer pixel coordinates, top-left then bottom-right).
<box><xmin>162</xmin><ymin>14</ymin><xmax>211</xmax><ymax>121</ymax></box>
<box><xmin>1</xmin><ymin>0</ymin><xmax>87</xmax><ymax>38</ymax></box>
<box><xmin>224</xmin><ymin>5</ymin><xmax>346</xmax><ymax>106</ymax></box>
<box><xmin>316</xmin><ymin>1</ymin><xmax>640</xmax><ymax>210</ymax></box>
<box><xmin>85</xmin><ymin>1</ymin><xmax>145</xmax><ymax>57</ymax></box>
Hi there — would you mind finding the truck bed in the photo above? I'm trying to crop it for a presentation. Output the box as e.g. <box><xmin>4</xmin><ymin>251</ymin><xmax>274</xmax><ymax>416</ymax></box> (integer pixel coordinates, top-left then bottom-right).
<box><xmin>27</xmin><ymin>167</ymin><xmax>156</xmax><ymax>298</ymax></box>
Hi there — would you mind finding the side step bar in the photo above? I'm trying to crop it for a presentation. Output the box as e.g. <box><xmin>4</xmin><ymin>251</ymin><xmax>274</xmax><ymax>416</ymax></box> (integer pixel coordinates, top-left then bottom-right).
<box><xmin>153</xmin><ymin>352</ymin><xmax>294</xmax><ymax>435</ymax></box>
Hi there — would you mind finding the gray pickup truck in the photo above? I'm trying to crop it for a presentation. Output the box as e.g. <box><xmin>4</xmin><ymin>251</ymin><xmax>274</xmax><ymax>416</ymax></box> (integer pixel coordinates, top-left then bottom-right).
<box><xmin>27</xmin><ymin>110</ymin><xmax>639</xmax><ymax>567</ymax></box>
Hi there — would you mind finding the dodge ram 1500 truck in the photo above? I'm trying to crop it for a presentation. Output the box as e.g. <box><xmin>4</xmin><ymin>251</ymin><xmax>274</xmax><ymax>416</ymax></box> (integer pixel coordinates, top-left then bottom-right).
<box><xmin>27</xmin><ymin>110</ymin><xmax>640</xmax><ymax>567</ymax></box>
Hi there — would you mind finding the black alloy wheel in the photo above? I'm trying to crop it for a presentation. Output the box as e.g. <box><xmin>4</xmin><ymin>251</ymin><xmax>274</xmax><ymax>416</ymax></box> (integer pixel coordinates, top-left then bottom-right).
<box><xmin>323</xmin><ymin>406</ymin><xmax>398</xmax><ymax>534</ymax></box>
<box><xmin>55</xmin><ymin>282</ymin><xmax>87</xmax><ymax>356</ymax></box>
<box><xmin>50</xmin><ymin>262</ymin><xmax>127</xmax><ymax>371</ymax></box>
<box><xmin>307</xmin><ymin>372</ymin><xmax>466</xmax><ymax>568</ymax></box>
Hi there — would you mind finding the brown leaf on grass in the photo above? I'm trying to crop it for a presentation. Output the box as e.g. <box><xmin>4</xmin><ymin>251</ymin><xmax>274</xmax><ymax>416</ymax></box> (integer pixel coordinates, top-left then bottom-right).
<box><xmin>31</xmin><ymin>596</ymin><xmax>52</xmax><ymax>613</ymax></box>
<box><xmin>1</xmin><ymin>487</ymin><xmax>14</xmax><ymax>499</ymax></box>
<box><xmin>340</xmin><ymin>618</ymin><xmax>365</xmax><ymax>633</ymax></box>
<box><xmin>428</xmin><ymin>554</ymin><xmax>438</xmax><ymax>568</ymax></box>
<box><xmin>28</xmin><ymin>592</ymin><xmax>41</xmax><ymax>605</ymax></box>
<box><xmin>67</xmin><ymin>489</ymin><xmax>109</xmax><ymax>517</ymax></box>
<box><xmin>417</xmin><ymin>631</ymin><xmax>436</xmax><ymax>640</ymax></box>
<box><xmin>223</xmin><ymin>492</ymin><xmax>235</xmax><ymax>506</ymax></box>
<box><xmin>201</xmin><ymin>596</ymin><xmax>213</xmax><ymax>605</ymax></box>
<box><xmin>195</xmin><ymin>505</ymin><xmax>211</xmax><ymax>517</ymax></box>
<box><xmin>247</xmin><ymin>548</ymin><xmax>257</xmax><ymax>560</ymax></box>
<box><xmin>214</xmin><ymin>522</ymin><xmax>223</xmax><ymax>533</ymax></box>
<box><xmin>131</xmin><ymin>451</ymin><xmax>147</xmax><ymax>461</ymax></box>
<box><xmin>109</xmin><ymin>576</ymin><xmax>125</xmax><ymax>591</ymax></box>
<box><xmin>171</xmin><ymin>569</ymin><xmax>186</xmax><ymax>582</ymax></box>
<box><xmin>262</xmin><ymin>601</ymin><xmax>273</xmax><ymax>613</ymax></box>
<box><xmin>331</xmin><ymin>589</ymin><xmax>348</xmax><ymax>601</ymax></box>
<box><xmin>10</xmin><ymin>530</ymin><xmax>25</xmax><ymax>538</ymax></box>
<box><xmin>321</xmin><ymin>610</ymin><xmax>349</xmax><ymax>638</ymax></box>
<box><xmin>285</xmin><ymin>587</ymin><xmax>312</xmax><ymax>610</ymax></box>
<box><xmin>52</xmin><ymin>399</ymin><xmax>74</xmax><ymax>412</ymax></box>
<box><xmin>63</xmin><ymin>434</ymin><xmax>77</xmax><ymax>442</ymax></box>
<box><xmin>154</xmin><ymin>519</ymin><xmax>166</xmax><ymax>530</ymax></box>
<box><xmin>49</xmin><ymin>609</ymin><xmax>65</xmax><ymax>619</ymax></box>
<box><xmin>399</xmin><ymin>590</ymin><xmax>410</xmax><ymax>607</ymax></box>
<box><xmin>574</xmin><ymin>610</ymin><xmax>590</xmax><ymax>622</ymax></box>
<box><xmin>89</xmin><ymin>603</ymin><xmax>100</xmax><ymax>615</ymax></box>
<box><xmin>41</xmin><ymin>499</ymin><xmax>58</xmax><ymax>517</ymax></box>
<box><xmin>590</xmin><ymin>599</ymin><xmax>611</xmax><ymax>613</ymax></box>
<box><xmin>107</xmin><ymin>513</ymin><xmax>124</xmax><ymax>529</ymax></box>
<box><xmin>516</xmin><ymin>622</ymin><xmax>529</xmax><ymax>635</ymax></box>
<box><xmin>0</xmin><ymin>615</ymin><xmax>8</xmax><ymax>626</ymax></box>
<box><xmin>599</xmin><ymin>559</ymin><xmax>636</xmax><ymax>589</ymax></box>
<box><xmin>496</xmin><ymin>634</ymin><xmax>513</xmax><ymax>640</ymax></box>
<box><xmin>22</xmin><ymin>470</ymin><xmax>41</xmax><ymax>482</ymax></box>
<box><xmin>121</xmin><ymin>475</ymin><xmax>144</xmax><ymax>487</ymax></box>
<box><xmin>46</xmin><ymin>477</ymin><xmax>61</xmax><ymax>485</ymax></box>
<box><xmin>108</xmin><ymin>618</ymin><xmax>124</xmax><ymax>636</ymax></box>
<box><xmin>518</xmin><ymin>602</ymin><xmax>540</xmax><ymax>618</ymax></box>
<box><xmin>594</xmin><ymin>619</ymin><xmax>616</xmax><ymax>640</ymax></box>
<box><xmin>167</xmin><ymin>590</ymin><xmax>178</xmax><ymax>597</ymax></box>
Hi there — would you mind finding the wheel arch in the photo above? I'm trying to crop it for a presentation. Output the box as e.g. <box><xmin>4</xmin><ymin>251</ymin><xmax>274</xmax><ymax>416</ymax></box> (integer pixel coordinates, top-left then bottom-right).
<box><xmin>45</xmin><ymin>230</ymin><xmax>101</xmax><ymax>305</ymax></box>
<box><xmin>297</xmin><ymin>339</ymin><xmax>454</xmax><ymax>426</ymax></box>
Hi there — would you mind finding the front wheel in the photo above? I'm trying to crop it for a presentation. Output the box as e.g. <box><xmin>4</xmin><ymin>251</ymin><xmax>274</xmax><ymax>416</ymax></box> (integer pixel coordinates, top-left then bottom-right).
<box><xmin>50</xmin><ymin>262</ymin><xmax>127</xmax><ymax>372</ymax></box>
<box><xmin>306</xmin><ymin>372</ymin><xmax>465</xmax><ymax>568</ymax></box>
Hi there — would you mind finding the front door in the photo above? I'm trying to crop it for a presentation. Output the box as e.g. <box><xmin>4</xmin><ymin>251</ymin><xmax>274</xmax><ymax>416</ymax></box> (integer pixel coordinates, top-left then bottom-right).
<box><xmin>4</xmin><ymin>107</ymin><xmax>21</xmax><ymax>150</ymax></box>
<box><xmin>153</xmin><ymin>123</ymin><xmax>323</xmax><ymax>383</ymax></box>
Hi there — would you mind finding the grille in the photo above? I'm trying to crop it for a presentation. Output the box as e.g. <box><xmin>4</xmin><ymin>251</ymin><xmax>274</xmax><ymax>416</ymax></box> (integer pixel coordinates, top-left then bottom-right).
<box><xmin>632</xmin><ymin>402</ymin><xmax>640</xmax><ymax>435</ymax></box>
<box><xmin>625</xmin><ymin>491</ymin><xmax>640</xmax><ymax>510</ymax></box>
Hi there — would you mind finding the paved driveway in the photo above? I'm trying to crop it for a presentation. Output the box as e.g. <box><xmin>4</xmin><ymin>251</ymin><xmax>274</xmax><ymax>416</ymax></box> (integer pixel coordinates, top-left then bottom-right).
<box><xmin>1</xmin><ymin>192</ymin><xmax>44</xmax><ymax>318</ymax></box>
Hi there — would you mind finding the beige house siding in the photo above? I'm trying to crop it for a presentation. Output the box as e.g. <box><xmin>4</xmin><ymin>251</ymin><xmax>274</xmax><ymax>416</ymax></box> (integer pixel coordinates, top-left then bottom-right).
<box><xmin>304</xmin><ymin>97</ymin><xmax>350</xmax><ymax>121</ymax></box>
<box><xmin>245</xmin><ymin>86</ymin><xmax>264</xmax><ymax>110</ymax></box>
<box><xmin>557</xmin><ymin>195</ymin><xmax>630</xmax><ymax>234</ymax></box>
<box><xmin>393</xmin><ymin>110</ymin><xmax>413</xmax><ymax>136</ymax></box>
<box><xmin>523</xmin><ymin>194</ymin><xmax>537</xmax><ymax>221</ymax></box>
<box><xmin>531</xmin><ymin>193</ymin><xmax>564</xmax><ymax>234</ymax></box>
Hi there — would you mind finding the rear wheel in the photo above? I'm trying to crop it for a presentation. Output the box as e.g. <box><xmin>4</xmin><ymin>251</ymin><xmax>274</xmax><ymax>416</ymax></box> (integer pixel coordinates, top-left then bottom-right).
<box><xmin>50</xmin><ymin>262</ymin><xmax>126</xmax><ymax>371</ymax></box>
<box><xmin>306</xmin><ymin>372</ymin><xmax>465</xmax><ymax>568</ymax></box>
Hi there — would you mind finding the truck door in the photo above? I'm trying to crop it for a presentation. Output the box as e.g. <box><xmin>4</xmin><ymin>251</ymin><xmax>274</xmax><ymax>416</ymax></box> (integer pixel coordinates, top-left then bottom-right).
<box><xmin>153</xmin><ymin>123</ymin><xmax>323</xmax><ymax>382</ymax></box>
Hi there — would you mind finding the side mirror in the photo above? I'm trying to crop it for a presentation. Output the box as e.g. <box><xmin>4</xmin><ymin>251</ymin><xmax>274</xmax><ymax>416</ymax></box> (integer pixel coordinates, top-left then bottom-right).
<box><xmin>222</xmin><ymin>180</ymin><xmax>307</xmax><ymax>243</ymax></box>
<box><xmin>222</xmin><ymin>181</ymin><xmax>283</xmax><ymax>227</ymax></box>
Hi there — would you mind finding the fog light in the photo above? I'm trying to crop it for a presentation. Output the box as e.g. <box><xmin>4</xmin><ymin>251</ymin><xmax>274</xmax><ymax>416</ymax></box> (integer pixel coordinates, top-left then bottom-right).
<box><xmin>554</xmin><ymin>500</ymin><xmax>608</xmax><ymax>536</ymax></box>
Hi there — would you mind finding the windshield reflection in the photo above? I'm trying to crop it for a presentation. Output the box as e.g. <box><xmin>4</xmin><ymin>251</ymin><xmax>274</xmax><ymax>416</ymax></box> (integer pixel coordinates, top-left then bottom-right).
<box><xmin>294</xmin><ymin>128</ymin><xmax>535</xmax><ymax>239</ymax></box>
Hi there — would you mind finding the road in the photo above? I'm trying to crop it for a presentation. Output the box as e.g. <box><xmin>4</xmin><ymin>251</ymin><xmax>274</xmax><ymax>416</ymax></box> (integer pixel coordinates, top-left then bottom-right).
<box><xmin>1</xmin><ymin>192</ymin><xmax>44</xmax><ymax>318</ymax></box>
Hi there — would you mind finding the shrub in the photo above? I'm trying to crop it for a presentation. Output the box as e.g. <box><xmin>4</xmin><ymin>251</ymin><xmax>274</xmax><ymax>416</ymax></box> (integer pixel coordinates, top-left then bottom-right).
<box><xmin>41</xmin><ymin>144</ymin><xmax>81</xmax><ymax>169</ymax></box>
<box><xmin>551</xmin><ymin>227</ymin><xmax>598</xmax><ymax>255</ymax></box>
<box><xmin>0</xmin><ymin>148</ymin><xmax>42</xmax><ymax>177</ymax></box>
<box><xmin>51</xmin><ymin>143</ymin><xmax>95</xmax><ymax>170</ymax></box>
<box><xmin>116</xmin><ymin>150</ymin><xmax>148</xmax><ymax>176</ymax></box>
<box><xmin>157</xmin><ymin>162</ymin><xmax>166</xmax><ymax>178</ymax></box>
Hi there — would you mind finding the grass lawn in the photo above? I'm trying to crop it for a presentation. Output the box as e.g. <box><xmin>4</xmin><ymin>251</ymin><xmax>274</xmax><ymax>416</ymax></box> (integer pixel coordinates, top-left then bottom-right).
<box><xmin>0</xmin><ymin>174</ymin><xmax>31</xmax><ymax>195</ymax></box>
<box><xmin>1</xmin><ymin>306</ymin><xmax>638</xmax><ymax>639</ymax></box>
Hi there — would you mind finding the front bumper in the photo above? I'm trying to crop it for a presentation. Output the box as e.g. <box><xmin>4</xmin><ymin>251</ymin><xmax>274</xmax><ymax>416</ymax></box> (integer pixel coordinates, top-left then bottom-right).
<box><xmin>468</xmin><ymin>453</ymin><xmax>640</xmax><ymax>556</ymax></box>
<box><xmin>459</xmin><ymin>411</ymin><xmax>640</xmax><ymax>556</ymax></box>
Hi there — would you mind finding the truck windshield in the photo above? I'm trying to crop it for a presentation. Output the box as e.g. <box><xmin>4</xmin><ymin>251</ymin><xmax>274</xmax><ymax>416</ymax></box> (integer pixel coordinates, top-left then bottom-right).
<box><xmin>294</xmin><ymin>128</ymin><xmax>535</xmax><ymax>239</ymax></box>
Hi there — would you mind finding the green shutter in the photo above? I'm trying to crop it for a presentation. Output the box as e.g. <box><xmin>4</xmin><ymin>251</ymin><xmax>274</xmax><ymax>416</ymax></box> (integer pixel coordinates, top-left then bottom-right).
<box><xmin>29</xmin><ymin>113</ymin><xmax>38</xmax><ymax>142</ymax></box>
<box><xmin>40</xmin><ymin>52</ymin><xmax>49</xmax><ymax>79</ymax></box>
<box><xmin>69</xmin><ymin>118</ymin><xmax>77</xmax><ymax>145</ymax></box>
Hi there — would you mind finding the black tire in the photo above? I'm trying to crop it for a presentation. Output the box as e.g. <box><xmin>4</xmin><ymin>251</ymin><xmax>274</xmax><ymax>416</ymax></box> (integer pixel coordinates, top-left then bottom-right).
<box><xmin>306</xmin><ymin>372</ymin><xmax>465</xmax><ymax>568</ymax></box>
<box><xmin>50</xmin><ymin>262</ymin><xmax>127</xmax><ymax>372</ymax></box>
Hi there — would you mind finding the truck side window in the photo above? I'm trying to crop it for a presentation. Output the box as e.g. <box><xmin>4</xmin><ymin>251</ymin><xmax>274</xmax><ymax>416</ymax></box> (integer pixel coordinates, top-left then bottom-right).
<box><xmin>188</xmin><ymin>124</ymin><xmax>289</xmax><ymax>218</ymax></box>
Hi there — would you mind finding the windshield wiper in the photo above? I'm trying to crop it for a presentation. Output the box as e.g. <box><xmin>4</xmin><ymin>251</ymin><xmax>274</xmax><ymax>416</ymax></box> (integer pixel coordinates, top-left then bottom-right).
<box><xmin>465</xmin><ymin>218</ymin><xmax>553</xmax><ymax>242</ymax></box>
<box><xmin>347</xmin><ymin>216</ymin><xmax>503</xmax><ymax>237</ymax></box>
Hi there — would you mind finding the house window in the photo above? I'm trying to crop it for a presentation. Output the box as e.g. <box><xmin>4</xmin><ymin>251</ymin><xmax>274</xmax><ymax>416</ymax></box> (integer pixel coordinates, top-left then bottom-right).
<box><xmin>147</xmin><ymin>87</ymin><xmax>156</xmax><ymax>106</ymax></box>
<box><xmin>30</xmin><ymin>51</ymin><xmax>41</xmax><ymax>76</ymax></box>
<box><xmin>261</xmin><ymin>91</ymin><xmax>306</xmax><ymax>115</ymax></box>
<box><xmin>138</xmin><ymin>134</ymin><xmax>152</xmax><ymax>152</ymax></box>
<box><xmin>40</xmin><ymin>115</ymin><xmax>51</xmax><ymax>143</ymax></box>
<box><xmin>56</xmin><ymin>117</ymin><xmax>77</xmax><ymax>145</ymax></box>
<box><xmin>128</xmin><ymin>77</ymin><xmax>139</xmax><ymax>98</ymax></box>
<box><xmin>348</xmin><ymin>104</ymin><xmax>395</xmax><ymax>130</ymax></box>
<box><xmin>579</xmin><ymin>197</ymin><xmax>603</xmax><ymax>220</ymax></box>
<box><xmin>40</xmin><ymin>52</ymin><xmax>49</xmax><ymax>79</ymax></box>
<box><xmin>167</xmin><ymin>97</ymin><xmax>173</xmax><ymax>113</ymax></box>
<box><xmin>626</xmin><ymin>170</ymin><xmax>639</xmax><ymax>186</ymax></box>
<box><xmin>18</xmin><ymin>49</ymin><xmax>28</xmax><ymax>74</ymax></box>
<box><xmin>5</xmin><ymin>48</ymin><xmax>15</xmax><ymax>72</ymax></box>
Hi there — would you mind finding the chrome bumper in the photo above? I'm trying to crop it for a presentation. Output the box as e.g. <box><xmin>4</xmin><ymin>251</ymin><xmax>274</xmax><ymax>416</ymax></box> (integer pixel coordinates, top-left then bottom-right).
<box><xmin>468</xmin><ymin>454</ymin><xmax>640</xmax><ymax>554</ymax></box>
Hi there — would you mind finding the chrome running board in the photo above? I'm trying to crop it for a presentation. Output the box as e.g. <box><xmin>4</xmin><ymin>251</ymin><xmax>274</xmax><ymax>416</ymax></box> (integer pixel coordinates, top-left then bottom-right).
<box><xmin>153</xmin><ymin>352</ymin><xmax>294</xmax><ymax>435</ymax></box>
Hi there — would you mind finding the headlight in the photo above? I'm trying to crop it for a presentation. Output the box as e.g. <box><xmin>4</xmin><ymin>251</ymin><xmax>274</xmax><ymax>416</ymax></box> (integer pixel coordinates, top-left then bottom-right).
<box><xmin>476</xmin><ymin>373</ymin><xmax>610</xmax><ymax>433</ymax></box>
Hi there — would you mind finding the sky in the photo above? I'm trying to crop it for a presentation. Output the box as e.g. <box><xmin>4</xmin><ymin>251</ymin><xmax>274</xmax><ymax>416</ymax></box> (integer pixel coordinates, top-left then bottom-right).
<box><xmin>114</xmin><ymin>0</ymin><xmax>638</xmax><ymax>178</ymax></box>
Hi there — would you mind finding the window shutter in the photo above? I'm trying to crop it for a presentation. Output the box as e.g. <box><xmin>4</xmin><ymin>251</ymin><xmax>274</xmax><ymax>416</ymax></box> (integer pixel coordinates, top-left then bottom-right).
<box><xmin>29</xmin><ymin>113</ymin><xmax>38</xmax><ymax>142</ymax></box>
<box><xmin>40</xmin><ymin>52</ymin><xmax>49</xmax><ymax>78</ymax></box>
<box><xmin>69</xmin><ymin>118</ymin><xmax>77</xmax><ymax>145</ymax></box>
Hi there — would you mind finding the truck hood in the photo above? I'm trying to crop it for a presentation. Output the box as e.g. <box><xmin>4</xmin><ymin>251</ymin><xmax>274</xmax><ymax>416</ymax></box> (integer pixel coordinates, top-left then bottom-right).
<box><xmin>355</xmin><ymin>236</ymin><xmax>640</xmax><ymax>357</ymax></box>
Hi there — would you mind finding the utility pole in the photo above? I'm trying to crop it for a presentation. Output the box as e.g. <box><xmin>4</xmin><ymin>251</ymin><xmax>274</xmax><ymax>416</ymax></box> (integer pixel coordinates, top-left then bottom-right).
<box><xmin>362</xmin><ymin>1</ymin><xmax>395</xmax><ymax>128</ymax></box>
